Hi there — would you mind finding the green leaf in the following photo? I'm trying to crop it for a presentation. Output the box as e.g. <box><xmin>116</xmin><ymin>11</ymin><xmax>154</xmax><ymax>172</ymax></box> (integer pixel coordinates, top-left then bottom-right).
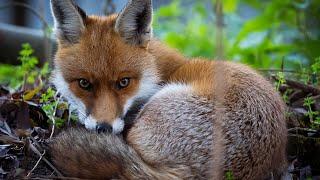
<box><xmin>40</xmin><ymin>62</ymin><xmax>50</xmax><ymax>77</ymax></box>
<box><xmin>223</xmin><ymin>0</ymin><xmax>238</xmax><ymax>13</ymax></box>
<box><xmin>40</xmin><ymin>87</ymin><xmax>56</xmax><ymax>103</ymax></box>
<box><xmin>235</xmin><ymin>15</ymin><xmax>274</xmax><ymax>45</ymax></box>
<box><xmin>156</xmin><ymin>0</ymin><xmax>181</xmax><ymax>17</ymax></box>
<box><xmin>194</xmin><ymin>3</ymin><xmax>207</xmax><ymax>17</ymax></box>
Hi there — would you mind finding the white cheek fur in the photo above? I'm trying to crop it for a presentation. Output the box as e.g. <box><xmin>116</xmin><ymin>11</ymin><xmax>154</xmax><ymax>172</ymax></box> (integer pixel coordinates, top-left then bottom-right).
<box><xmin>112</xmin><ymin>118</ymin><xmax>125</xmax><ymax>134</ymax></box>
<box><xmin>84</xmin><ymin>115</ymin><xmax>98</xmax><ymax>130</ymax></box>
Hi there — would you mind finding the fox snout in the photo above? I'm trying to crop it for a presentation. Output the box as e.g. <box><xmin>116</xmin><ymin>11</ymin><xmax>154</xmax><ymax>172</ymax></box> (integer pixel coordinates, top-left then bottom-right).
<box><xmin>96</xmin><ymin>123</ymin><xmax>113</xmax><ymax>133</ymax></box>
<box><xmin>84</xmin><ymin>114</ymin><xmax>125</xmax><ymax>134</ymax></box>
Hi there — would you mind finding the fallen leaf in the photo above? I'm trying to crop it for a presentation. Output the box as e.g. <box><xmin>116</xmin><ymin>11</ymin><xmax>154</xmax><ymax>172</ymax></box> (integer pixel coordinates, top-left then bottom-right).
<box><xmin>23</xmin><ymin>86</ymin><xmax>42</xmax><ymax>101</ymax></box>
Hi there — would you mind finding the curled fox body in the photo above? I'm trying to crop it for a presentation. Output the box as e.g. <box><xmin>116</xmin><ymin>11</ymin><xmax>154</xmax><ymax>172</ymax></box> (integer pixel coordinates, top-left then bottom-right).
<box><xmin>50</xmin><ymin>0</ymin><xmax>287</xmax><ymax>179</ymax></box>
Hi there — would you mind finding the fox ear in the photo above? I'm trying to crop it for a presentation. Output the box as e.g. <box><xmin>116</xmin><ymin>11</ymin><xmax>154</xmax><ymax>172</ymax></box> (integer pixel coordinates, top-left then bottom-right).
<box><xmin>115</xmin><ymin>0</ymin><xmax>153</xmax><ymax>47</ymax></box>
<box><xmin>50</xmin><ymin>0</ymin><xmax>87</xmax><ymax>44</ymax></box>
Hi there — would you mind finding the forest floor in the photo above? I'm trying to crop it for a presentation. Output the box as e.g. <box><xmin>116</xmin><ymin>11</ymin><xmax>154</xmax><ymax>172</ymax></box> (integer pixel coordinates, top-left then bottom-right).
<box><xmin>0</xmin><ymin>72</ymin><xmax>320</xmax><ymax>179</ymax></box>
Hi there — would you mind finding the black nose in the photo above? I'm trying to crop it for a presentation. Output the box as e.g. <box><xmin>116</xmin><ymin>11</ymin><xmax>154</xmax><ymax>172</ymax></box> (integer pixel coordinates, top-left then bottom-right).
<box><xmin>96</xmin><ymin>123</ymin><xmax>113</xmax><ymax>133</ymax></box>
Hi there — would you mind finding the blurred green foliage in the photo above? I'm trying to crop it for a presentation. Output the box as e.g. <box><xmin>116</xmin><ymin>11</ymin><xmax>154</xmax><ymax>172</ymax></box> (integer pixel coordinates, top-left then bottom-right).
<box><xmin>303</xmin><ymin>96</ymin><xmax>320</xmax><ymax>129</ymax></box>
<box><xmin>153</xmin><ymin>0</ymin><xmax>320</xmax><ymax>70</ymax></box>
<box><xmin>0</xmin><ymin>43</ymin><xmax>50</xmax><ymax>90</ymax></box>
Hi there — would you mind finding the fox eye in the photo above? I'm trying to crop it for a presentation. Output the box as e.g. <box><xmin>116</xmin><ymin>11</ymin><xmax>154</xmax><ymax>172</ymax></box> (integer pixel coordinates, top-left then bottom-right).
<box><xmin>117</xmin><ymin>78</ymin><xmax>130</xmax><ymax>89</ymax></box>
<box><xmin>78</xmin><ymin>78</ymin><xmax>92</xmax><ymax>91</ymax></box>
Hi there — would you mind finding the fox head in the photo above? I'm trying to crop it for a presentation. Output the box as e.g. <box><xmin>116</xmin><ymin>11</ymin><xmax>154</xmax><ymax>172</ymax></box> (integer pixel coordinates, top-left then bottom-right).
<box><xmin>50</xmin><ymin>0</ymin><xmax>159</xmax><ymax>134</ymax></box>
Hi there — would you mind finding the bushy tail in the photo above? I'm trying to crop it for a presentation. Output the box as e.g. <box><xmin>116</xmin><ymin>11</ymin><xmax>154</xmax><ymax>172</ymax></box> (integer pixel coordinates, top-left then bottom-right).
<box><xmin>50</xmin><ymin>128</ymin><xmax>188</xmax><ymax>179</ymax></box>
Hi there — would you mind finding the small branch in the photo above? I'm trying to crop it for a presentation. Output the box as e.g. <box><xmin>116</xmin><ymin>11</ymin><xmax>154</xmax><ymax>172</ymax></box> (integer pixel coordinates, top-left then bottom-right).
<box><xmin>272</xmin><ymin>76</ymin><xmax>320</xmax><ymax>95</ymax></box>
<box><xmin>29</xmin><ymin>142</ymin><xmax>63</xmax><ymax>177</ymax></box>
<box><xmin>22</xmin><ymin>74</ymin><xmax>27</xmax><ymax>92</ymax></box>
<box><xmin>285</xmin><ymin>79</ymin><xmax>320</xmax><ymax>95</ymax></box>
<box><xmin>26</xmin><ymin>150</ymin><xmax>46</xmax><ymax>177</ymax></box>
<box><xmin>288</xmin><ymin>127</ymin><xmax>318</xmax><ymax>133</ymax></box>
<box><xmin>288</xmin><ymin>134</ymin><xmax>319</xmax><ymax>141</ymax></box>
<box><xmin>49</xmin><ymin>117</ymin><xmax>55</xmax><ymax>140</ymax></box>
<box><xmin>49</xmin><ymin>96</ymin><xmax>61</xmax><ymax>139</ymax></box>
<box><xmin>0</xmin><ymin>97</ymin><xmax>41</xmax><ymax>107</ymax></box>
<box><xmin>0</xmin><ymin>134</ymin><xmax>24</xmax><ymax>144</ymax></box>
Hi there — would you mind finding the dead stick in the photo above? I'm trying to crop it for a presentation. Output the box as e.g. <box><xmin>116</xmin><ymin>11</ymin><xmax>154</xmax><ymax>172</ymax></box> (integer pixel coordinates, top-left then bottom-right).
<box><xmin>0</xmin><ymin>134</ymin><xmax>24</xmax><ymax>144</ymax></box>
<box><xmin>272</xmin><ymin>76</ymin><xmax>320</xmax><ymax>95</ymax></box>
<box><xmin>288</xmin><ymin>127</ymin><xmax>318</xmax><ymax>133</ymax></box>
<box><xmin>285</xmin><ymin>79</ymin><xmax>320</xmax><ymax>95</ymax></box>
<box><xmin>50</xmin><ymin>96</ymin><xmax>62</xmax><ymax>139</ymax></box>
<box><xmin>29</xmin><ymin>143</ymin><xmax>63</xmax><ymax>177</ymax></box>
<box><xmin>26</xmin><ymin>150</ymin><xmax>46</xmax><ymax>177</ymax></box>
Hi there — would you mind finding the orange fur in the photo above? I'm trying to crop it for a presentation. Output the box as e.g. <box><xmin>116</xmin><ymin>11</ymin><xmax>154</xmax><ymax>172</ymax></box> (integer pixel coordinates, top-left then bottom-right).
<box><xmin>51</xmin><ymin>0</ymin><xmax>287</xmax><ymax>178</ymax></box>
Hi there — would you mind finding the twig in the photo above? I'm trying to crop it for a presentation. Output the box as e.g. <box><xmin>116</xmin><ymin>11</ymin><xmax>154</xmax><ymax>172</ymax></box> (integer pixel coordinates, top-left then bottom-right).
<box><xmin>49</xmin><ymin>96</ymin><xmax>61</xmax><ymax>139</ymax></box>
<box><xmin>26</xmin><ymin>150</ymin><xmax>46</xmax><ymax>177</ymax></box>
<box><xmin>49</xmin><ymin>116</ymin><xmax>55</xmax><ymax>140</ymax></box>
<box><xmin>68</xmin><ymin>104</ymin><xmax>72</xmax><ymax>126</ymax></box>
<box><xmin>29</xmin><ymin>136</ymin><xmax>44</xmax><ymax>153</ymax></box>
<box><xmin>287</xmin><ymin>133</ymin><xmax>319</xmax><ymax>141</ymax></box>
<box><xmin>272</xmin><ymin>75</ymin><xmax>320</xmax><ymax>95</ymax></box>
<box><xmin>285</xmin><ymin>79</ymin><xmax>320</xmax><ymax>95</ymax></box>
<box><xmin>0</xmin><ymin>134</ymin><xmax>24</xmax><ymax>144</ymax></box>
<box><xmin>0</xmin><ymin>97</ymin><xmax>39</xmax><ymax>106</ymax></box>
<box><xmin>29</xmin><ymin>142</ymin><xmax>63</xmax><ymax>177</ymax></box>
<box><xmin>288</xmin><ymin>127</ymin><xmax>318</xmax><ymax>133</ymax></box>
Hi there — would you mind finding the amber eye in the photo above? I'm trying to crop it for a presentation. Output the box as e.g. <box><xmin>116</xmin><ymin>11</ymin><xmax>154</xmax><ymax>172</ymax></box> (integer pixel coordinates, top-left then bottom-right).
<box><xmin>117</xmin><ymin>78</ymin><xmax>130</xmax><ymax>89</ymax></box>
<box><xmin>78</xmin><ymin>78</ymin><xmax>92</xmax><ymax>91</ymax></box>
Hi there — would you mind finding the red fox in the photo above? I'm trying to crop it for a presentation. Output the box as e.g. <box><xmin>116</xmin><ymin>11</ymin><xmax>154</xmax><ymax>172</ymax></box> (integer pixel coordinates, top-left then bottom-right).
<box><xmin>50</xmin><ymin>0</ymin><xmax>287</xmax><ymax>179</ymax></box>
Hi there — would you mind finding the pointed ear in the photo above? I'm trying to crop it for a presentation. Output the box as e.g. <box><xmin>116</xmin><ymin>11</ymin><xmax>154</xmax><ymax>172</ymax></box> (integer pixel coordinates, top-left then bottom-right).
<box><xmin>50</xmin><ymin>0</ymin><xmax>87</xmax><ymax>44</ymax></box>
<box><xmin>115</xmin><ymin>0</ymin><xmax>153</xmax><ymax>47</ymax></box>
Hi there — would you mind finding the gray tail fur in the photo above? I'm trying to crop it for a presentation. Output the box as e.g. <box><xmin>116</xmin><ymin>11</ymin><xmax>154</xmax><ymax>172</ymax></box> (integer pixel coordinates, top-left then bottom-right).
<box><xmin>50</xmin><ymin>128</ymin><xmax>188</xmax><ymax>179</ymax></box>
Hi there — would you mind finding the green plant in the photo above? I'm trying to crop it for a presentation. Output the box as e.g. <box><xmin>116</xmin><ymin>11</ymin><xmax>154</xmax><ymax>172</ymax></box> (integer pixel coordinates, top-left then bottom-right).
<box><xmin>0</xmin><ymin>43</ymin><xmax>50</xmax><ymax>90</ymax></box>
<box><xmin>282</xmin><ymin>89</ymin><xmax>293</xmax><ymax>104</ymax></box>
<box><xmin>18</xmin><ymin>43</ymin><xmax>39</xmax><ymax>84</ymax></box>
<box><xmin>154</xmin><ymin>0</ymin><xmax>215</xmax><ymax>58</ymax></box>
<box><xmin>40</xmin><ymin>87</ymin><xmax>69</xmax><ymax>128</ymax></box>
<box><xmin>310</xmin><ymin>57</ymin><xmax>320</xmax><ymax>85</ymax></box>
<box><xmin>275</xmin><ymin>72</ymin><xmax>286</xmax><ymax>91</ymax></box>
<box><xmin>303</xmin><ymin>96</ymin><xmax>320</xmax><ymax>129</ymax></box>
<box><xmin>0</xmin><ymin>43</ymin><xmax>74</xmax><ymax>128</ymax></box>
<box><xmin>225</xmin><ymin>170</ymin><xmax>234</xmax><ymax>180</ymax></box>
<box><xmin>311</xmin><ymin>57</ymin><xmax>320</xmax><ymax>74</ymax></box>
